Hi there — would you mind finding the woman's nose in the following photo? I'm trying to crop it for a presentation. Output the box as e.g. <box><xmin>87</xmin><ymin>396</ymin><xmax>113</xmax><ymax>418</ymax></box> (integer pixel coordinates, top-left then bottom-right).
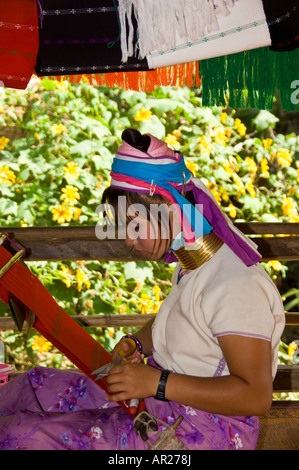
<box><xmin>125</xmin><ymin>236</ymin><xmax>137</xmax><ymax>247</ymax></box>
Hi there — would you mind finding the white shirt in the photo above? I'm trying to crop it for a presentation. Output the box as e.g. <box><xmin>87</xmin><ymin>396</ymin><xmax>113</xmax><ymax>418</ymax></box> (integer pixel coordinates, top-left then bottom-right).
<box><xmin>152</xmin><ymin>244</ymin><xmax>285</xmax><ymax>379</ymax></box>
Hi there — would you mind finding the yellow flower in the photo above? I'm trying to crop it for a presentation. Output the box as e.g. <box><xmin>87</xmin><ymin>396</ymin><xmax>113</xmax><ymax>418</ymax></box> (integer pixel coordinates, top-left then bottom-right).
<box><xmin>262</xmin><ymin>138</ymin><xmax>272</xmax><ymax>150</ymax></box>
<box><xmin>119</xmin><ymin>304</ymin><xmax>127</xmax><ymax>314</ymax></box>
<box><xmin>135</xmin><ymin>279</ymin><xmax>143</xmax><ymax>294</ymax></box>
<box><xmin>80</xmin><ymin>75</ymin><xmax>90</xmax><ymax>84</ymax></box>
<box><xmin>245</xmin><ymin>157</ymin><xmax>257</xmax><ymax>176</ymax></box>
<box><xmin>61</xmin><ymin>185</ymin><xmax>80</xmax><ymax>206</ymax></box>
<box><xmin>85</xmin><ymin>299</ymin><xmax>94</xmax><ymax>310</ymax></box>
<box><xmin>198</xmin><ymin>135</ymin><xmax>213</xmax><ymax>156</ymax></box>
<box><xmin>51</xmin><ymin>123</ymin><xmax>67</xmax><ymax>135</ymax></box>
<box><xmin>246</xmin><ymin>178</ymin><xmax>256</xmax><ymax>198</ymax></box>
<box><xmin>288</xmin><ymin>341</ymin><xmax>298</xmax><ymax>358</ymax></box>
<box><xmin>20</xmin><ymin>220</ymin><xmax>28</xmax><ymax>227</ymax></box>
<box><xmin>51</xmin><ymin>204</ymin><xmax>73</xmax><ymax>224</ymax></box>
<box><xmin>234</xmin><ymin>118</ymin><xmax>247</xmax><ymax>136</ymax></box>
<box><xmin>73</xmin><ymin>207</ymin><xmax>82</xmax><ymax>221</ymax></box>
<box><xmin>228</xmin><ymin>203</ymin><xmax>237</xmax><ymax>218</ymax></box>
<box><xmin>134</xmin><ymin>107</ymin><xmax>152</xmax><ymax>122</ymax></box>
<box><xmin>76</xmin><ymin>269</ymin><xmax>91</xmax><ymax>292</ymax></box>
<box><xmin>276</xmin><ymin>148</ymin><xmax>292</xmax><ymax>167</ymax></box>
<box><xmin>165</xmin><ymin>133</ymin><xmax>180</xmax><ymax>148</ymax></box>
<box><xmin>267</xmin><ymin>260</ymin><xmax>282</xmax><ymax>271</ymax></box>
<box><xmin>232</xmin><ymin>174</ymin><xmax>246</xmax><ymax>196</ymax></box>
<box><xmin>0</xmin><ymin>166</ymin><xmax>16</xmax><ymax>185</ymax></box>
<box><xmin>59</xmin><ymin>265</ymin><xmax>73</xmax><ymax>288</ymax></box>
<box><xmin>297</xmin><ymin>168</ymin><xmax>299</xmax><ymax>183</ymax></box>
<box><xmin>153</xmin><ymin>285</ymin><xmax>161</xmax><ymax>300</ymax></box>
<box><xmin>152</xmin><ymin>300</ymin><xmax>163</xmax><ymax>314</ymax></box>
<box><xmin>225</xmin><ymin>127</ymin><xmax>232</xmax><ymax>139</ymax></box>
<box><xmin>0</xmin><ymin>136</ymin><xmax>9</xmax><ymax>150</ymax></box>
<box><xmin>138</xmin><ymin>293</ymin><xmax>153</xmax><ymax>314</ymax></box>
<box><xmin>206</xmin><ymin>182</ymin><xmax>221</xmax><ymax>205</ymax></box>
<box><xmin>185</xmin><ymin>160</ymin><xmax>199</xmax><ymax>175</ymax></box>
<box><xmin>260</xmin><ymin>158</ymin><xmax>270</xmax><ymax>178</ymax></box>
<box><xmin>172</xmin><ymin>129</ymin><xmax>181</xmax><ymax>138</ymax></box>
<box><xmin>282</xmin><ymin>196</ymin><xmax>299</xmax><ymax>221</ymax></box>
<box><xmin>63</xmin><ymin>161</ymin><xmax>80</xmax><ymax>181</ymax></box>
<box><xmin>210</xmin><ymin>127</ymin><xmax>228</xmax><ymax>146</ymax></box>
<box><xmin>54</xmin><ymin>79</ymin><xmax>68</xmax><ymax>92</ymax></box>
<box><xmin>107</xmin><ymin>328</ymin><xmax>115</xmax><ymax>338</ymax></box>
<box><xmin>220</xmin><ymin>187</ymin><xmax>229</xmax><ymax>202</ymax></box>
<box><xmin>223</xmin><ymin>160</ymin><xmax>233</xmax><ymax>178</ymax></box>
<box><xmin>31</xmin><ymin>335</ymin><xmax>52</xmax><ymax>354</ymax></box>
<box><xmin>220</xmin><ymin>112</ymin><xmax>227</xmax><ymax>123</ymax></box>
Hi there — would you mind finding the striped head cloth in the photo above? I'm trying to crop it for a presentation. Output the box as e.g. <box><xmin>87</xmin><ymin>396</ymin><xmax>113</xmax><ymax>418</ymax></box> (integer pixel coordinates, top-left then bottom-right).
<box><xmin>110</xmin><ymin>134</ymin><xmax>213</xmax><ymax>244</ymax></box>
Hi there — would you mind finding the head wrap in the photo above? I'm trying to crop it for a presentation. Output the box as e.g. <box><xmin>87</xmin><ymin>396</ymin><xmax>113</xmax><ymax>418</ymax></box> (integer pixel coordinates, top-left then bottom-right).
<box><xmin>110</xmin><ymin>133</ymin><xmax>261</xmax><ymax>266</ymax></box>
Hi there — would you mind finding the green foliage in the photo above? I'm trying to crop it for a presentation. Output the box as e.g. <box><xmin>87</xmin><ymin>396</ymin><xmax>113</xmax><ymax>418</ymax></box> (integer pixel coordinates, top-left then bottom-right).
<box><xmin>0</xmin><ymin>78</ymin><xmax>298</xmax><ymax>370</ymax></box>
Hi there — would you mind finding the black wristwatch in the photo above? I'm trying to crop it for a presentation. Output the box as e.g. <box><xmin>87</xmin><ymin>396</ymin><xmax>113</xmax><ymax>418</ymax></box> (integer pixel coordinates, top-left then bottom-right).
<box><xmin>154</xmin><ymin>369</ymin><xmax>171</xmax><ymax>401</ymax></box>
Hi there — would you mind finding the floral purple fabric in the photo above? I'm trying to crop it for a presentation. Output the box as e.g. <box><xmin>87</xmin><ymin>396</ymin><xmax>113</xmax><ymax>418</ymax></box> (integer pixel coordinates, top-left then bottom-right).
<box><xmin>0</xmin><ymin>363</ymin><xmax>259</xmax><ymax>450</ymax></box>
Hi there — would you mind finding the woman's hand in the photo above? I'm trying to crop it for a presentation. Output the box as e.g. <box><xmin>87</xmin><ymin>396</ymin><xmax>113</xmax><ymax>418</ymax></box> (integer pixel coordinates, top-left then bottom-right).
<box><xmin>111</xmin><ymin>338</ymin><xmax>145</xmax><ymax>364</ymax></box>
<box><xmin>106</xmin><ymin>363</ymin><xmax>161</xmax><ymax>402</ymax></box>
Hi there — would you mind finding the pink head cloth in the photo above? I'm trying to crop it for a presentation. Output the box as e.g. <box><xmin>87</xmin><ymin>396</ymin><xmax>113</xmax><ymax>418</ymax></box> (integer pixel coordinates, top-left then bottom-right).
<box><xmin>116</xmin><ymin>135</ymin><xmax>177</xmax><ymax>159</ymax></box>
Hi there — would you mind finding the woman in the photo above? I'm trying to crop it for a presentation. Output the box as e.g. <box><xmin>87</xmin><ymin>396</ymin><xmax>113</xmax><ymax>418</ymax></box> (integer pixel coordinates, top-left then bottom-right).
<box><xmin>0</xmin><ymin>129</ymin><xmax>285</xmax><ymax>450</ymax></box>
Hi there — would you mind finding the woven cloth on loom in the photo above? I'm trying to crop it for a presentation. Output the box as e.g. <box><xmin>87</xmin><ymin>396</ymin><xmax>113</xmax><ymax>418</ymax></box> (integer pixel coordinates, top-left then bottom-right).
<box><xmin>0</xmin><ymin>0</ymin><xmax>39</xmax><ymax>89</ymax></box>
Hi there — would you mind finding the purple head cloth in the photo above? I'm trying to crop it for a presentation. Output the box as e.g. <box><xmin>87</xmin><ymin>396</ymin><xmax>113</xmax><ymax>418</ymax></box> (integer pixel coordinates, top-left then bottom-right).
<box><xmin>164</xmin><ymin>179</ymin><xmax>261</xmax><ymax>267</ymax></box>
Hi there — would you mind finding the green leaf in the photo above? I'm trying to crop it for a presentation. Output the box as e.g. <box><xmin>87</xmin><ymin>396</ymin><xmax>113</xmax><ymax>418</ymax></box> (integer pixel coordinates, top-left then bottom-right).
<box><xmin>120</xmin><ymin>90</ymin><xmax>147</xmax><ymax>106</ymax></box>
<box><xmin>91</xmin><ymin>147</ymin><xmax>113</xmax><ymax>170</ymax></box>
<box><xmin>240</xmin><ymin>195</ymin><xmax>264</xmax><ymax>213</ymax></box>
<box><xmin>0</xmin><ymin>198</ymin><xmax>18</xmax><ymax>215</ymax></box>
<box><xmin>17</xmin><ymin>199</ymin><xmax>36</xmax><ymax>223</ymax></box>
<box><xmin>40</xmin><ymin>78</ymin><xmax>57</xmax><ymax>91</ymax></box>
<box><xmin>80</xmin><ymin>116</ymin><xmax>111</xmax><ymax>138</ymax></box>
<box><xmin>124</xmin><ymin>262</ymin><xmax>154</xmax><ymax>283</ymax></box>
<box><xmin>260</xmin><ymin>213</ymin><xmax>279</xmax><ymax>222</ymax></box>
<box><xmin>144</xmin><ymin>98</ymin><xmax>192</xmax><ymax>114</ymax></box>
<box><xmin>138</xmin><ymin>115</ymin><xmax>165</xmax><ymax>140</ymax></box>
<box><xmin>70</xmin><ymin>140</ymin><xmax>99</xmax><ymax>158</ymax></box>
<box><xmin>251</xmin><ymin>110</ymin><xmax>279</xmax><ymax>132</ymax></box>
<box><xmin>92</xmin><ymin>296</ymin><xmax>115</xmax><ymax>314</ymax></box>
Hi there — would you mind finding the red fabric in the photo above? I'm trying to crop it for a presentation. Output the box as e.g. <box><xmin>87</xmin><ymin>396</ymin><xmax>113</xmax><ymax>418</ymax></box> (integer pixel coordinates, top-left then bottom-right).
<box><xmin>0</xmin><ymin>0</ymin><xmax>39</xmax><ymax>89</ymax></box>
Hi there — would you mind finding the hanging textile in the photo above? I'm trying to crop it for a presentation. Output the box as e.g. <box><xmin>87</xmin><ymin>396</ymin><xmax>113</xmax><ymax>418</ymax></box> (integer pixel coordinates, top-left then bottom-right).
<box><xmin>52</xmin><ymin>61</ymin><xmax>201</xmax><ymax>92</ymax></box>
<box><xmin>35</xmin><ymin>0</ymin><xmax>150</xmax><ymax>78</ymax></box>
<box><xmin>119</xmin><ymin>0</ymin><xmax>297</xmax><ymax>70</ymax></box>
<box><xmin>133</xmin><ymin>0</ymin><xmax>272</xmax><ymax>70</ymax></box>
<box><xmin>199</xmin><ymin>1</ymin><xmax>299</xmax><ymax>111</ymax></box>
<box><xmin>117</xmin><ymin>0</ymin><xmax>236</xmax><ymax>63</ymax></box>
<box><xmin>263</xmin><ymin>0</ymin><xmax>298</xmax><ymax>51</ymax></box>
<box><xmin>0</xmin><ymin>0</ymin><xmax>39</xmax><ymax>89</ymax></box>
<box><xmin>36</xmin><ymin>0</ymin><xmax>201</xmax><ymax>90</ymax></box>
<box><xmin>199</xmin><ymin>47</ymin><xmax>299</xmax><ymax>111</ymax></box>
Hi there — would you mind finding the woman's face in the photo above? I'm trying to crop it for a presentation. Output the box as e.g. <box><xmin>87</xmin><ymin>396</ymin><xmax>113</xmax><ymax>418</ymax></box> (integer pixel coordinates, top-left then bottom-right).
<box><xmin>123</xmin><ymin>201</ymin><xmax>178</xmax><ymax>261</ymax></box>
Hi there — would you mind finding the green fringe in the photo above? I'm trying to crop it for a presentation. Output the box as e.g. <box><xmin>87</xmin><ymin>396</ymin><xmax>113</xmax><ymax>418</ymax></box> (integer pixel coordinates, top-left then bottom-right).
<box><xmin>199</xmin><ymin>47</ymin><xmax>299</xmax><ymax>111</ymax></box>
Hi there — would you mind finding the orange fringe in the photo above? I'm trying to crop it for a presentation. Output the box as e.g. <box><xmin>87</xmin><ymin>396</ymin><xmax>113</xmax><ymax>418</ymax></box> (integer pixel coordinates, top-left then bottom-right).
<box><xmin>51</xmin><ymin>62</ymin><xmax>201</xmax><ymax>91</ymax></box>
